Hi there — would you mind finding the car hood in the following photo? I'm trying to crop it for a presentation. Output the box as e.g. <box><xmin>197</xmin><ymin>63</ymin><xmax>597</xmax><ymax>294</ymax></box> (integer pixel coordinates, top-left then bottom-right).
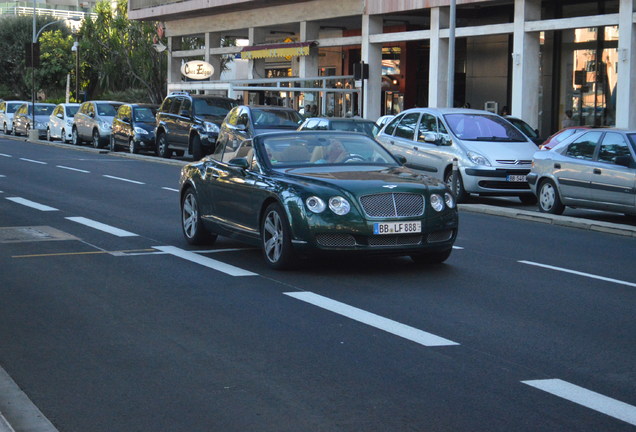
<box><xmin>33</xmin><ymin>115</ymin><xmax>51</xmax><ymax>122</ymax></box>
<box><xmin>459</xmin><ymin>140</ymin><xmax>538</xmax><ymax>161</ymax></box>
<box><xmin>197</xmin><ymin>115</ymin><xmax>226</xmax><ymax>125</ymax></box>
<box><xmin>275</xmin><ymin>165</ymin><xmax>444</xmax><ymax>194</ymax></box>
<box><xmin>134</xmin><ymin>122</ymin><xmax>156</xmax><ymax>132</ymax></box>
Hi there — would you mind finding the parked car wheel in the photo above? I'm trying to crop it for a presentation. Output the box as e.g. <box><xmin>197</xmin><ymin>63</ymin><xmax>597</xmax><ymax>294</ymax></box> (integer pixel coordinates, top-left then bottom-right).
<box><xmin>157</xmin><ymin>133</ymin><xmax>171</xmax><ymax>158</ymax></box>
<box><xmin>109</xmin><ymin>136</ymin><xmax>117</xmax><ymax>152</ymax></box>
<box><xmin>92</xmin><ymin>130</ymin><xmax>102</xmax><ymax>148</ymax></box>
<box><xmin>410</xmin><ymin>248</ymin><xmax>452</xmax><ymax>265</ymax></box>
<box><xmin>261</xmin><ymin>203</ymin><xmax>297</xmax><ymax>270</ymax></box>
<box><xmin>192</xmin><ymin>135</ymin><xmax>203</xmax><ymax>160</ymax></box>
<box><xmin>72</xmin><ymin>127</ymin><xmax>81</xmax><ymax>145</ymax></box>
<box><xmin>129</xmin><ymin>139</ymin><xmax>138</xmax><ymax>154</ymax></box>
<box><xmin>181</xmin><ymin>188</ymin><xmax>217</xmax><ymax>245</ymax></box>
<box><xmin>444</xmin><ymin>169</ymin><xmax>469</xmax><ymax>203</ymax></box>
<box><xmin>2</xmin><ymin>123</ymin><xmax>8</xmax><ymax>135</ymax></box>
<box><xmin>46</xmin><ymin>128</ymin><xmax>53</xmax><ymax>141</ymax></box>
<box><xmin>538</xmin><ymin>179</ymin><xmax>565</xmax><ymax>215</ymax></box>
<box><xmin>61</xmin><ymin>128</ymin><xmax>68</xmax><ymax>143</ymax></box>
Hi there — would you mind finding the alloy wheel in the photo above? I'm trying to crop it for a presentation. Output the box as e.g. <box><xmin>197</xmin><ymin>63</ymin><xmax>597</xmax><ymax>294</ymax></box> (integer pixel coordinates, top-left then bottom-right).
<box><xmin>182</xmin><ymin>193</ymin><xmax>198</xmax><ymax>239</ymax></box>
<box><xmin>263</xmin><ymin>210</ymin><xmax>284</xmax><ymax>263</ymax></box>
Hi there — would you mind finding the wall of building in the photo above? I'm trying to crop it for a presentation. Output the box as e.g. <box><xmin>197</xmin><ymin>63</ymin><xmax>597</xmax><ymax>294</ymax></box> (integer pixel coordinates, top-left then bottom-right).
<box><xmin>465</xmin><ymin>34</ymin><xmax>509</xmax><ymax>113</ymax></box>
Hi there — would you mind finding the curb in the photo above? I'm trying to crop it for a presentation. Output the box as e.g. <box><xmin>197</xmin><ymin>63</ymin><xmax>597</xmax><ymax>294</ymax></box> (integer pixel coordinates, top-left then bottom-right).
<box><xmin>459</xmin><ymin>204</ymin><xmax>636</xmax><ymax>238</ymax></box>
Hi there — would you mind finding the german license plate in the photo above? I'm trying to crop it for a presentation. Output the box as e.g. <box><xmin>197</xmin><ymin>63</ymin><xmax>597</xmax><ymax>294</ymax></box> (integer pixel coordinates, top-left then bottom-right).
<box><xmin>373</xmin><ymin>221</ymin><xmax>422</xmax><ymax>235</ymax></box>
<box><xmin>507</xmin><ymin>174</ymin><xmax>527</xmax><ymax>182</ymax></box>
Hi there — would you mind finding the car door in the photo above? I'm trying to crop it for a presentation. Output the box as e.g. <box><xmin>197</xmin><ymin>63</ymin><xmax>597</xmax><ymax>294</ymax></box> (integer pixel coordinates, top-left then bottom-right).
<box><xmin>410</xmin><ymin>112</ymin><xmax>455</xmax><ymax>176</ymax></box>
<box><xmin>13</xmin><ymin>104</ymin><xmax>27</xmax><ymax>134</ymax></box>
<box><xmin>589</xmin><ymin>131</ymin><xmax>636</xmax><ymax>207</ymax></box>
<box><xmin>555</xmin><ymin>131</ymin><xmax>603</xmax><ymax>201</ymax></box>
<box><xmin>174</xmin><ymin>97</ymin><xmax>191</xmax><ymax>148</ymax></box>
<box><xmin>112</xmin><ymin>105</ymin><xmax>127</xmax><ymax>146</ymax></box>
<box><xmin>381</xmin><ymin>112</ymin><xmax>423</xmax><ymax>170</ymax></box>
<box><xmin>50</xmin><ymin>105</ymin><xmax>62</xmax><ymax>138</ymax></box>
<box><xmin>75</xmin><ymin>103</ymin><xmax>91</xmax><ymax>140</ymax></box>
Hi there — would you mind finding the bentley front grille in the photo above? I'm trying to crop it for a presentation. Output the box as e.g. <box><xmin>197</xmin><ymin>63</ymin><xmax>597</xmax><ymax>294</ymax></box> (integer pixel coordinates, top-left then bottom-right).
<box><xmin>359</xmin><ymin>193</ymin><xmax>424</xmax><ymax>218</ymax></box>
<box><xmin>315</xmin><ymin>233</ymin><xmax>357</xmax><ymax>247</ymax></box>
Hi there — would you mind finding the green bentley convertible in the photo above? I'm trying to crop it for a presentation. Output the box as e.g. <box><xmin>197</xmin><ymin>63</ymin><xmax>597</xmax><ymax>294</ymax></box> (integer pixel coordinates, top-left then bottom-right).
<box><xmin>179</xmin><ymin>131</ymin><xmax>459</xmax><ymax>269</ymax></box>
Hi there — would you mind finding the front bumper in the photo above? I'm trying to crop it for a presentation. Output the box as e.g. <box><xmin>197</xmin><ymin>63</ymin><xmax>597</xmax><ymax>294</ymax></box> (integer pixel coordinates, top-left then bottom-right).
<box><xmin>462</xmin><ymin>167</ymin><xmax>532</xmax><ymax>195</ymax></box>
<box><xmin>291</xmin><ymin>211</ymin><xmax>458</xmax><ymax>255</ymax></box>
<box><xmin>134</xmin><ymin>133</ymin><xmax>156</xmax><ymax>148</ymax></box>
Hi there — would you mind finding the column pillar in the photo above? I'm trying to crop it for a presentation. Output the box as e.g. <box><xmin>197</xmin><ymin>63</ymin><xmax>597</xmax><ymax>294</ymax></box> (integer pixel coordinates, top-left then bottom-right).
<box><xmin>248</xmin><ymin>27</ymin><xmax>267</xmax><ymax>80</ymax></box>
<box><xmin>361</xmin><ymin>14</ymin><xmax>382</xmax><ymax>120</ymax></box>
<box><xmin>429</xmin><ymin>7</ymin><xmax>449</xmax><ymax>107</ymax></box>
<box><xmin>511</xmin><ymin>0</ymin><xmax>541</xmax><ymax>128</ymax></box>
<box><xmin>616</xmin><ymin>0</ymin><xmax>636</xmax><ymax>128</ymax></box>
<box><xmin>299</xmin><ymin>21</ymin><xmax>319</xmax><ymax>78</ymax></box>
<box><xmin>167</xmin><ymin>36</ymin><xmax>182</xmax><ymax>89</ymax></box>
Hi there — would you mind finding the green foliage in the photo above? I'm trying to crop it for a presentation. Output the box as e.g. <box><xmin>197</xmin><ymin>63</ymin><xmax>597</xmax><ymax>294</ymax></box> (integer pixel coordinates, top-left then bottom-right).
<box><xmin>0</xmin><ymin>1</ymin><xmax>167</xmax><ymax>104</ymax></box>
<box><xmin>79</xmin><ymin>0</ymin><xmax>167</xmax><ymax>103</ymax></box>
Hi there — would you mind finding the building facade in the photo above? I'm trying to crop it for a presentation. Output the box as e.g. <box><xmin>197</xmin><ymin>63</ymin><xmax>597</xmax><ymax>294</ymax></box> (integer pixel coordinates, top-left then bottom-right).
<box><xmin>128</xmin><ymin>0</ymin><xmax>636</xmax><ymax>137</ymax></box>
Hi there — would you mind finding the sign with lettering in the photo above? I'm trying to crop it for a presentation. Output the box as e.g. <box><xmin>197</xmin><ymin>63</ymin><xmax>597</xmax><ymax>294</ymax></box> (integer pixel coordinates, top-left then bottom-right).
<box><xmin>180</xmin><ymin>61</ymin><xmax>214</xmax><ymax>80</ymax></box>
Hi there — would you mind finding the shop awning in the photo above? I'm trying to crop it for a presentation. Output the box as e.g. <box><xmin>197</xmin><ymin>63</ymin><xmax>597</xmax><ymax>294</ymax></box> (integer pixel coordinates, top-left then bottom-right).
<box><xmin>240</xmin><ymin>41</ymin><xmax>315</xmax><ymax>60</ymax></box>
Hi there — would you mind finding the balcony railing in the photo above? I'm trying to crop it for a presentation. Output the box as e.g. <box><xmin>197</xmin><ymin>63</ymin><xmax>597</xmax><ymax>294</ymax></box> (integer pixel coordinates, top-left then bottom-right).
<box><xmin>0</xmin><ymin>6</ymin><xmax>95</xmax><ymax>19</ymax></box>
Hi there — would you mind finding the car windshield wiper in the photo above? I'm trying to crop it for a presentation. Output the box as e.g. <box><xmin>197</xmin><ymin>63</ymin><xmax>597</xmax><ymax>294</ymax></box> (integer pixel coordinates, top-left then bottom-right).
<box><xmin>471</xmin><ymin>136</ymin><xmax>520</xmax><ymax>142</ymax></box>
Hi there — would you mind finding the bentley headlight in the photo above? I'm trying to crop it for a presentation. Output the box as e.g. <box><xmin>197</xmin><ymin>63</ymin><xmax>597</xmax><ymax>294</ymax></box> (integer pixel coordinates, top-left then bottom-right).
<box><xmin>467</xmin><ymin>151</ymin><xmax>491</xmax><ymax>166</ymax></box>
<box><xmin>444</xmin><ymin>192</ymin><xmax>455</xmax><ymax>209</ymax></box>
<box><xmin>204</xmin><ymin>122</ymin><xmax>219</xmax><ymax>133</ymax></box>
<box><xmin>134</xmin><ymin>127</ymin><xmax>149</xmax><ymax>135</ymax></box>
<box><xmin>306</xmin><ymin>196</ymin><xmax>326</xmax><ymax>213</ymax></box>
<box><xmin>430</xmin><ymin>194</ymin><xmax>445</xmax><ymax>212</ymax></box>
<box><xmin>329</xmin><ymin>196</ymin><xmax>350</xmax><ymax>215</ymax></box>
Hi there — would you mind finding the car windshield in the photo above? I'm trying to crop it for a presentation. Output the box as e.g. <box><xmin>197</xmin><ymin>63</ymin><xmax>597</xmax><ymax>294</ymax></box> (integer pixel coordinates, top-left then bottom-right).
<box><xmin>134</xmin><ymin>107</ymin><xmax>156</xmax><ymax>122</ymax></box>
<box><xmin>65</xmin><ymin>106</ymin><xmax>79</xmax><ymax>117</ymax></box>
<box><xmin>261</xmin><ymin>133</ymin><xmax>398</xmax><ymax>168</ymax></box>
<box><xmin>444</xmin><ymin>113</ymin><xmax>527</xmax><ymax>142</ymax></box>
<box><xmin>34</xmin><ymin>105</ymin><xmax>54</xmax><ymax>116</ymax></box>
<box><xmin>329</xmin><ymin>120</ymin><xmax>375</xmax><ymax>136</ymax></box>
<box><xmin>194</xmin><ymin>98</ymin><xmax>236</xmax><ymax>117</ymax></box>
<box><xmin>252</xmin><ymin>108</ymin><xmax>303</xmax><ymax>128</ymax></box>
<box><xmin>96</xmin><ymin>103</ymin><xmax>121</xmax><ymax>116</ymax></box>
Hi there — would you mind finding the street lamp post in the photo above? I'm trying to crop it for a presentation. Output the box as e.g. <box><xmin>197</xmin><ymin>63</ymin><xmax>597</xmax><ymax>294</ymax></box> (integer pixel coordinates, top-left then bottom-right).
<box><xmin>72</xmin><ymin>40</ymin><xmax>79</xmax><ymax>102</ymax></box>
<box><xmin>30</xmin><ymin>13</ymin><xmax>81</xmax><ymax>138</ymax></box>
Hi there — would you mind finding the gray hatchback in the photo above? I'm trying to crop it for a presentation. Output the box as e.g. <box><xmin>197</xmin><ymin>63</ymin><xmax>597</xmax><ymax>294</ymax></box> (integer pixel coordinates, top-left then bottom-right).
<box><xmin>528</xmin><ymin>128</ymin><xmax>636</xmax><ymax>215</ymax></box>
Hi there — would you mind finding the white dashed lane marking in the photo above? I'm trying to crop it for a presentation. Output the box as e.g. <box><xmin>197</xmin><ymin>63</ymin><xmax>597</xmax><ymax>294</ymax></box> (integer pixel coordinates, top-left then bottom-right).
<box><xmin>155</xmin><ymin>246</ymin><xmax>257</xmax><ymax>277</ymax></box>
<box><xmin>103</xmin><ymin>175</ymin><xmax>145</xmax><ymax>185</ymax></box>
<box><xmin>65</xmin><ymin>217</ymin><xmax>138</xmax><ymax>237</ymax></box>
<box><xmin>6</xmin><ymin>197</ymin><xmax>58</xmax><ymax>212</ymax></box>
<box><xmin>519</xmin><ymin>261</ymin><xmax>636</xmax><ymax>288</ymax></box>
<box><xmin>523</xmin><ymin>379</ymin><xmax>636</xmax><ymax>426</ymax></box>
<box><xmin>57</xmin><ymin>165</ymin><xmax>90</xmax><ymax>173</ymax></box>
<box><xmin>285</xmin><ymin>291</ymin><xmax>460</xmax><ymax>347</ymax></box>
<box><xmin>19</xmin><ymin>158</ymin><xmax>46</xmax><ymax>165</ymax></box>
<box><xmin>162</xmin><ymin>187</ymin><xmax>179</xmax><ymax>192</ymax></box>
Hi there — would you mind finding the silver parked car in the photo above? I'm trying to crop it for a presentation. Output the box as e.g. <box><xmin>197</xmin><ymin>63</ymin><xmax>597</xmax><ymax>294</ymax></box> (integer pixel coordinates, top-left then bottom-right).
<box><xmin>72</xmin><ymin>100</ymin><xmax>124</xmax><ymax>148</ymax></box>
<box><xmin>12</xmin><ymin>102</ymin><xmax>56</xmax><ymax>138</ymax></box>
<box><xmin>0</xmin><ymin>100</ymin><xmax>28</xmax><ymax>135</ymax></box>
<box><xmin>528</xmin><ymin>128</ymin><xmax>636</xmax><ymax>216</ymax></box>
<box><xmin>47</xmin><ymin>103</ymin><xmax>80</xmax><ymax>143</ymax></box>
<box><xmin>375</xmin><ymin>108</ymin><xmax>539</xmax><ymax>203</ymax></box>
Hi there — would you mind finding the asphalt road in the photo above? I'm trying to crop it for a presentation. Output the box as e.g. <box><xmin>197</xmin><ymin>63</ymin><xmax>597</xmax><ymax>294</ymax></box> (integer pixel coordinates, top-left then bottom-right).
<box><xmin>0</xmin><ymin>137</ymin><xmax>635</xmax><ymax>431</ymax></box>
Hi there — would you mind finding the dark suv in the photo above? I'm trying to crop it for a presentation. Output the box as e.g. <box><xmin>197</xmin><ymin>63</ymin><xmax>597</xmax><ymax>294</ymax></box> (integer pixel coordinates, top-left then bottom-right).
<box><xmin>155</xmin><ymin>92</ymin><xmax>237</xmax><ymax>159</ymax></box>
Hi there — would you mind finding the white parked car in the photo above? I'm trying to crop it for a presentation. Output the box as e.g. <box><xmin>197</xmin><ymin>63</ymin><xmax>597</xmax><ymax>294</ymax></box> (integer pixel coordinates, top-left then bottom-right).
<box><xmin>375</xmin><ymin>108</ymin><xmax>539</xmax><ymax>203</ymax></box>
<box><xmin>47</xmin><ymin>103</ymin><xmax>80</xmax><ymax>143</ymax></box>
<box><xmin>0</xmin><ymin>100</ymin><xmax>28</xmax><ymax>135</ymax></box>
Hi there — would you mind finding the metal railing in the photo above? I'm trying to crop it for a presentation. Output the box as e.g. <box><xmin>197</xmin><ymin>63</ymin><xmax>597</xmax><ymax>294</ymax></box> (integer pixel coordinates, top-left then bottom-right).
<box><xmin>0</xmin><ymin>6</ymin><xmax>95</xmax><ymax>19</ymax></box>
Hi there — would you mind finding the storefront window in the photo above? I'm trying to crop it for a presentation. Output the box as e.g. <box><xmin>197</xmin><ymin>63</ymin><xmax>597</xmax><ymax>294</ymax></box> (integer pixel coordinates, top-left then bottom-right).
<box><xmin>562</xmin><ymin>26</ymin><xmax>617</xmax><ymax>128</ymax></box>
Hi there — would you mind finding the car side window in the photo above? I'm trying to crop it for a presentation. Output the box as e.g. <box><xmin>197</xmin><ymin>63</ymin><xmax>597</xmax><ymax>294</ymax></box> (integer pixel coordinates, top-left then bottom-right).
<box><xmin>0</xmin><ymin>103</ymin><xmax>5</xmax><ymax>113</ymax></box>
<box><xmin>160</xmin><ymin>97</ymin><xmax>173</xmax><ymax>112</ymax></box>
<box><xmin>180</xmin><ymin>98</ymin><xmax>192</xmax><ymax>116</ymax></box>
<box><xmin>598</xmin><ymin>133</ymin><xmax>632</xmax><ymax>165</ymax></box>
<box><xmin>169</xmin><ymin>97</ymin><xmax>183</xmax><ymax>115</ymax></box>
<box><xmin>88</xmin><ymin>104</ymin><xmax>95</xmax><ymax>116</ymax></box>
<box><xmin>211</xmin><ymin>140</ymin><xmax>225</xmax><ymax>161</ymax></box>
<box><xmin>564</xmin><ymin>131</ymin><xmax>602</xmax><ymax>160</ymax></box>
<box><xmin>383</xmin><ymin>114</ymin><xmax>402</xmax><ymax>136</ymax></box>
<box><xmin>394</xmin><ymin>113</ymin><xmax>420</xmax><ymax>140</ymax></box>
<box><xmin>416</xmin><ymin>114</ymin><xmax>437</xmax><ymax>142</ymax></box>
